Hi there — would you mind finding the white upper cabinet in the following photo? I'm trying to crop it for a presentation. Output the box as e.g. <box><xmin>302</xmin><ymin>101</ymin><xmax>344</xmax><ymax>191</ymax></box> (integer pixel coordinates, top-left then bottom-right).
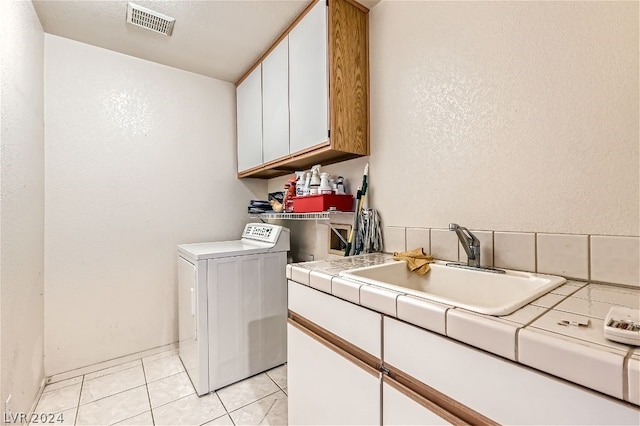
<box><xmin>236</xmin><ymin>0</ymin><xmax>368</xmax><ymax>178</ymax></box>
<box><xmin>288</xmin><ymin>0</ymin><xmax>329</xmax><ymax>155</ymax></box>
<box><xmin>261</xmin><ymin>37</ymin><xmax>290</xmax><ymax>164</ymax></box>
<box><xmin>236</xmin><ymin>64</ymin><xmax>263</xmax><ymax>173</ymax></box>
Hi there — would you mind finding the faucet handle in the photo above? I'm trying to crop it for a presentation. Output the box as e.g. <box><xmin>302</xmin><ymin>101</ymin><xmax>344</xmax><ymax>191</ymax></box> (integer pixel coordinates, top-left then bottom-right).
<box><xmin>449</xmin><ymin>223</ymin><xmax>479</xmax><ymax>247</ymax></box>
<box><xmin>449</xmin><ymin>222</ymin><xmax>481</xmax><ymax>267</ymax></box>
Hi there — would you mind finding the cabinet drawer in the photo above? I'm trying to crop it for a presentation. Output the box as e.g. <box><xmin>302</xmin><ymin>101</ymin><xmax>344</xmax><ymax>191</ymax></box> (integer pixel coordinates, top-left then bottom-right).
<box><xmin>383</xmin><ymin>378</ymin><xmax>453</xmax><ymax>426</ymax></box>
<box><xmin>288</xmin><ymin>280</ymin><xmax>381</xmax><ymax>358</ymax></box>
<box><xmin>288</xmin><ymin>322</ymin><xmax>380</xmax><ymax>425</ymax></box>
<box><xmin>384</xmin><ymin>317</ymin><xmax>640</xmax><ymax>425</ymax></box>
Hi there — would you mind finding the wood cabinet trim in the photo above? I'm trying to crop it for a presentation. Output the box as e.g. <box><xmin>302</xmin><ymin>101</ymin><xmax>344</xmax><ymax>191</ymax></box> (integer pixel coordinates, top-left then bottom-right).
<box><xmin>289</xmin><ymin>140</ymin><xmax>331</xmax><ymax>158</ymax></box>
<box><xmin>384</xmin><ymin>362</ymin><xmax>500</xmax><ymax>426</ymax></box>
<box><xmin>236</xmin><ymin>0</ymin><xmax>318</xmax><ymax>87</ymax></box>
<box><xmin>341</xmin><ymin>0</ymin><xmax>370</xmax><ymax>13</ymax></box>
<box><xmin>238</xmin><ymin>143</ymin><xmax>361</xmax><ymax>178</ymax></box>
<box><xmin>328</xmin><ymin>0</ymin><xmax>368</xmax><ymax>155</ymax></box>
<box><xmin>288</xmin><ymin>310</ymin><xmax>381</xmax><ymax>374</ymax></box>
<box><xmin>383</xmin><ymin>376</ymin><xmax>470</xmax><ymax>426</ymax></box>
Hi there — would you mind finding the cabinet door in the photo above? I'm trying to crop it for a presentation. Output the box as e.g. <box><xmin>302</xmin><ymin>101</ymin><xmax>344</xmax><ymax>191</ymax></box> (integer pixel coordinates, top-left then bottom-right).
<box><xmin>288</xmin><ymin>280</ymin><xmax>381</xmax><ymax>358</ymax></box>
<box><xmin>383</xmin><ymin>379</ymin><xmax>451</xmax><ymax>426</ymax></box>
<box><xmin>288</xmin><ymin>0</ymin><xmax>329</xmax><ymax>154</ymax></box>
<box><xmin>288</xmin><ymin>322</ymin><xmax>380</xmax><ymax>425</ymax></box>
<box><xmin>262</xmin><ymin>37</ymin><xmax>289</xmax><ymax>164</ymax></box>
<box><xmin>384</xmin><ymin>317</ymin><xmax>640</xmax><ymax>425</ymax></box>
<box><xmin>236</xmin><ymin>64</ymin><xmax>263</xmax><ymax>172</ymax></box>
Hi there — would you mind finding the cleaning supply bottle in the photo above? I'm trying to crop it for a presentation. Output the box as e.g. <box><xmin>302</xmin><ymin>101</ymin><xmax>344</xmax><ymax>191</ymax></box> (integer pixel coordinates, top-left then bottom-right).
<box><xmin>309</xmin><ymin>165</ymin><xmax>321</xmax><ymax>195</ymax></box>
<box><xmin>302</xmin><ymin>172</ymin><xmax>311</xmax><ymax>196</ymax></box>
<box><xmin>295</xmin><ymin>171</ymin><xmax>305</xmax><ymax>197</ymax></box>
<box><xmin>319</xmin><ymin>173</ymin><xmax>332</xmax><ymax>194</ymax></box>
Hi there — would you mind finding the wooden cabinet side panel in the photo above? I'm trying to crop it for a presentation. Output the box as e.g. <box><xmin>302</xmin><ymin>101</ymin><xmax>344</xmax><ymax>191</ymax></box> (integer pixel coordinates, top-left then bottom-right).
<box><xmin>329</xmin><ymin>0</ymin><xmax>369</xmax><ymax>155</ymax></box>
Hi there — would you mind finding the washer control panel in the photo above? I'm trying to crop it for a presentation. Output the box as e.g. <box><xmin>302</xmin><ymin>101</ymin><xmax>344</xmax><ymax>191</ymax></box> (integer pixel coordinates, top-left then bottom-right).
<box><xmin>242</xmin><ymin>223</ymin><xmax>281</xmax><ymax>244</ymax></box>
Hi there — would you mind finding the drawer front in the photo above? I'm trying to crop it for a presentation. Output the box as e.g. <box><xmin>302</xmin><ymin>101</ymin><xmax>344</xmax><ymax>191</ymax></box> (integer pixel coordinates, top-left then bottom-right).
<box><xmin>384</xmin><ymin>317</ymin><xmax>640</xmax><ymax>425</ymax></box>
<box><xmin>288</xmin><ymin>322</ymin><xmax>380</xmax><ymax>425</ymax></box>
<box><xmin>288</xmin><ymin>280</ymin><xmax>381</xmax><ymax>358</ymax></box>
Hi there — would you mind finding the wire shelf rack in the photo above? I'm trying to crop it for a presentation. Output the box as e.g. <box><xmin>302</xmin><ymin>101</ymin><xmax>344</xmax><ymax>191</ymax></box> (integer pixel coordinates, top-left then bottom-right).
<box><xmin>249</xmin><ymin>211</ymin><xmax>354</xmax><ymax>245</ymax></box>
<box><xmin>249</xmin><ymin>211</ymin><xmax>352</xmax><ymax>221</ymax></box>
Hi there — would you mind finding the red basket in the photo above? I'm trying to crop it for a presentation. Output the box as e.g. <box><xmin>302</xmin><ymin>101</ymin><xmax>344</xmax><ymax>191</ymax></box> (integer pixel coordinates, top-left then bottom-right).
<box><xmin>292</xmin><ymin>194</ymin><xmax>354</xmax><ymax>213</ymax></box>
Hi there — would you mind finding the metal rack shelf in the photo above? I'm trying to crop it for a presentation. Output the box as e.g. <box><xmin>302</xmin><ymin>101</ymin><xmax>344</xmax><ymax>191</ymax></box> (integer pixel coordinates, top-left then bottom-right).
<box><xmin>249</xmin><ymin>211</ymin><xmax>352</xmax><ymax>221</ymax></box>
<box><xmin>250</xmin><ymin>211</ymin><xmax>353</xmax><ymax>245</ymax></box>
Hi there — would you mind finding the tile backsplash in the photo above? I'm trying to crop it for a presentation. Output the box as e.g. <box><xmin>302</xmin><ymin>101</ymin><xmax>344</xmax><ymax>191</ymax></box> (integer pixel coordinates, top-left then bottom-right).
<box><xmin>384</xmin><ymin>226</ymin><xmax>640</xmax><ymax>288</ymax></box>
<box><xmin>494</xmin><ymin>232</ymin><xmax>536</xmax><ymax>272</ymax></box>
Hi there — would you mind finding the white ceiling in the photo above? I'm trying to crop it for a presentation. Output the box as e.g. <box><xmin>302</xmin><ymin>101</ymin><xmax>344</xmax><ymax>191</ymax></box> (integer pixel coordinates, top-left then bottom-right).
<box><xmin>32</xmin><ymin>0</ymin><xmax>316</xmax><ymax>83</ymax></box>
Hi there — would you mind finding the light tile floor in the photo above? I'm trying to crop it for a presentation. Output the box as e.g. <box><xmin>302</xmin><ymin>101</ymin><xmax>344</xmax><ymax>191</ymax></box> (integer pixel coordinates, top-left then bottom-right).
<box><xmin>32</xmin><ymin>349</ymin><xmax>288</xmax><ymax>426</ymax></box>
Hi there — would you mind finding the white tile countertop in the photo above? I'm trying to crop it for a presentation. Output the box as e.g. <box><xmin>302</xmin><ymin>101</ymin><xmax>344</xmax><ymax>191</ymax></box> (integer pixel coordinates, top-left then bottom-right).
<box><xmin>286</xmin><ymin>253</ymin><xmax>640</xmax><ymax>407</ymax></box>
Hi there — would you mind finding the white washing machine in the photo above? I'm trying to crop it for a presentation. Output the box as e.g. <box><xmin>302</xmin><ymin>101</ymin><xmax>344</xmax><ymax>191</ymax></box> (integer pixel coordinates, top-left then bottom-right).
<box><xmin>177</xmin><ymin>223</ymin><xmax>290</xmax><ymax>395</ymax></box>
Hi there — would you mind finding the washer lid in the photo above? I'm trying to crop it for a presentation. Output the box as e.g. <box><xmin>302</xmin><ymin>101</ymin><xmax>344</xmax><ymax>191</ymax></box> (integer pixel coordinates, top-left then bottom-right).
<box><xmin>178</xmin><ymin>240</ymin><xmax>271</xmax><ymax>261</ymax></box>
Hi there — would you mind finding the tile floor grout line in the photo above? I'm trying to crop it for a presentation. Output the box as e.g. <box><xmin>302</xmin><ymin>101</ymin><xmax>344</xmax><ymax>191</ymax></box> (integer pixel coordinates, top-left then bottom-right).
<box><xmin>48</xmin><ymin>345</ymin><xmax>177</xmax><ymax>384</ymax></box>
<box><xmin>143</xmin><ymin>354</ymin><xmax>187</xmax><ymax>385</ymax></box>
<box><xmin>41</xmin><ymin>377</ymin><xmax>84</xmax><ymax>396</ymax></box>
<box><xmin>198</xmin><ymin>412</ymin><xmax>237</xmax><ymax>426</ymax></box>
<box><xmin>265</xmin><ymin>371</ymin><xmax>286</xmax><ymax>394</ymax></box>
<box><xmin>145</xmin><ymin>390</ymin><xmax>199</xmax><ymax>414</ymax></box>
<box><xmin>146</xmin><ymin>368</ymin><xmax>187</xmax><ymax>386</ymax></box>
<box><xmin>227</xmin><ymin>389</ymin><xmax>284</xmax><ymax>415</ymax></box>
<box><xmin>140</xmin><ymin>358</ymin><xmax>156</xmax><ymax>426</ymax></box>
<box><xmin>216</xmin><ymin>392</ymin><xmax>235</xmax><ymax>426</ymax></box>
<box><xmin>73</xmin><ymin>375</ymin><xmax>85</xmax><ymax>425</ymax></box>
<box><xmin>84</xmin><ymin>361</ymin><xmax>141</xmax><ymax>382</ymax></box>
<box><xmin>76</xmin><ymin>384</ymin><xmax>148</xmax><ymax>410</ymax></box>
<box><xmin>141</xmin><ymin>349</ymin><xmax>179</xmax><ymax>364</ymax></box>
<box><xmin>148</xmin><ymin>390</ymin><xmax>196</xmax><ymax>411</ymax></box>
<box><xmin>42</xmin><ymin>349</ymin><xmax>289</xmax><ymax>425</ymax></box>
<box><xmin>256</xmin><ymin>398</ymin><xmax>277</xmax><ymax>425</ymax></box>
<box><xmin>215</xmin><ymin>390</ymin><xmax>232</xmax><ymax>417</ymax></box>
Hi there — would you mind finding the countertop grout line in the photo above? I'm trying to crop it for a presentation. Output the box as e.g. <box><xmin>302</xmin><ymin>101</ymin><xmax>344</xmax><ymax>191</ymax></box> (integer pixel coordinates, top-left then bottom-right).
<box><xmin>622</xmin><ymin>348</ymin><xmax>633</xmax><ymax>403</ymax></box>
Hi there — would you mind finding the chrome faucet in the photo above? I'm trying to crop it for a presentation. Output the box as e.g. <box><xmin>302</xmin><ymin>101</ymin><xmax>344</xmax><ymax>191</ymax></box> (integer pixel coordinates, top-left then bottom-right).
<box><xmin>449</xmin><ymin>223</ymin><xmax>481</xmax><ymax>267</ymax></box>
<box><xmin>447</xmin><ymin>223</ymin><xmax>505</xmax><ymax>274</ymax></box>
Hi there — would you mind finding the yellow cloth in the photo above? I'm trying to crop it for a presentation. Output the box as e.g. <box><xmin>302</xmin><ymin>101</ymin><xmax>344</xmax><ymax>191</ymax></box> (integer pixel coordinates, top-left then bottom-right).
<box><xmin>393</xmin><ymin>248</ymin><xmax>434</xmax><ymax>276</ymax></box>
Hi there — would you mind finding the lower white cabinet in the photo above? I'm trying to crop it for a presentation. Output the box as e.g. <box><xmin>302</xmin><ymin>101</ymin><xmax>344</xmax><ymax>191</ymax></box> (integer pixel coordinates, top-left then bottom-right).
<box><xmin>287</xmin><ymin>281</ymin><xmax>640</xmax><ymax>425</ymax></box>
<box><xmin>382</xmin><ymin>379</ymin><xmax>451</xmax><ymax>426</ymax></box>
<box><xmin>384</xmin><ymin>317</ymin><xmax>640</xmax><ymax>425</ymax></box>
<box><xmin>287</xmin><ymin>322</ymin><xmax>380</xmax><ymax>425</ymax></box>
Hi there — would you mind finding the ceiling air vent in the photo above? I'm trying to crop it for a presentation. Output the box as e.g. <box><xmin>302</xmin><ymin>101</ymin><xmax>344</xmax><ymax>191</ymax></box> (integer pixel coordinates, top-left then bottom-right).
<box><xmin>126</xmin><ymin>3</ymin><xmax>175</xmax><ymax>36</ymax></box>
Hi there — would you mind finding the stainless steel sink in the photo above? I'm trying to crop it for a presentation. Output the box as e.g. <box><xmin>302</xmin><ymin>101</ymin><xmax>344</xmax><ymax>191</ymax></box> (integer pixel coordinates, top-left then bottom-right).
<box><xmin>339</xmin><ymin>261</ymin><xmax>566</xmax><ymax>316</ymax></box>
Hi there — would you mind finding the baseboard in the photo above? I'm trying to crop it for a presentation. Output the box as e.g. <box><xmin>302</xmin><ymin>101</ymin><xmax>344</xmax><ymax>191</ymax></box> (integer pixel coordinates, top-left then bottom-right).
<box><xmin>45</xmin><ymin>342</ymin><xmax>178</xmax><ymax>385</ymax></box>
<box><xmin>24</xmin><ymin>377</ymin><xmax>47</xmax><ymax>424</ymax></box>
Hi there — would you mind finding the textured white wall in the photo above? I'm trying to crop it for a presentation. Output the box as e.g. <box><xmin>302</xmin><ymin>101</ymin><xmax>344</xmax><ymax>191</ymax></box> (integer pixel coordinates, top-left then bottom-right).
<box><xmin>0</xmin><ymin>0</ymin><xmax>45</xmax><ymax>417</ymax></box>
<box><xmin>44</xmin><ymin>35</ymin><xmax>266</xmax><ymax>375</ymax></box>
<box><xmin>269</xmin><ymin>1</ymin><xmax>639</xmax><ymax>262</ymax></box>
<box><xmin>367</xmin><ymin>1</ymin><xmax>638</xmax><ymax>236</ymax></box>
